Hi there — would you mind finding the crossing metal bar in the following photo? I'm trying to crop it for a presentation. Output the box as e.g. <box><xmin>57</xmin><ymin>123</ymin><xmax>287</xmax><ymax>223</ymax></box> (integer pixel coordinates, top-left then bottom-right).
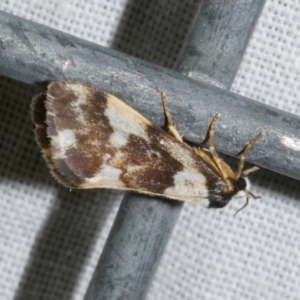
<box><xmin>83</xmin><ymin>1</ymin><xmax>267</xmax><ymax>299</ymax></box>
<box><xmin>1</xmin><ymin>6</ymin><xmax>295</xmax><ymax>181</ymax></box>
<box><xmin>176</xmin><ymin>1</ymin><xmax>265</xmax><ymax>89</ymax></box>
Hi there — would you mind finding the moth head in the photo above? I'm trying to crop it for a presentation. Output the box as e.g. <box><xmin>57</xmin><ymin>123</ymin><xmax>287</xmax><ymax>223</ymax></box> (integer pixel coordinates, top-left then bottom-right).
<box><xmin>233</xmin><ymin>167</ymin><xmax>261</xmax><ymax>215</ymax></box>
<box><xmin>233</xmin><ymin>176</ymin><xmax>250</xmax><ymax>199</ymax></box>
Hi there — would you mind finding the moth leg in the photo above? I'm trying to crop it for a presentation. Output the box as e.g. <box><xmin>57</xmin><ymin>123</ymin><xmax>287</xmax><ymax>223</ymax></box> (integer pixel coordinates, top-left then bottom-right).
<box><xmin>207</xmin><ymin>113</ymin><xmax>228</xmax><ymax>180</ymax></box>
<box><xmin>161</xmin><ymin>92</ymin><xmax>183</xmax><ymax>143</ymax></box>
<box><xmin>235</xmin><ymin>132</ymin><xmax>264</xmax><ymax>180</ymax></box>
<box><xmin>242</xmin><ymin>166</ymin><xmax>260</xmax><ymax>177</ymax></box>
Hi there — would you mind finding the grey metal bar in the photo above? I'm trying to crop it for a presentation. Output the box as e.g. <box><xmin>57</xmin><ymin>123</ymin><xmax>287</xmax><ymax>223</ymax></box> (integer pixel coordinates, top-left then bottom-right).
<box><xmin>176</xmin><ymin>1</ymin><xmax>266</xmax><ymax>89</ymax></box>
<box><xmin>1</xmin><ymin>7</ymin><xmax>296</xmax><ymax>180</ymax></box>
<box><xmin>84</xmin><ymin>193</ymin><xmax>182</xmax><ymax>300</ymax></box>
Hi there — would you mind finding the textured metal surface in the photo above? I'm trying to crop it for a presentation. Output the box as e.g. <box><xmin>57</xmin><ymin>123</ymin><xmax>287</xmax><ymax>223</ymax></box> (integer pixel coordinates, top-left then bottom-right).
<box><xmin>83</xmin><ymin>193</ymin><xmax>182</xmax><ymax>300</ymax></box>
<box><xmin>176</xmin><ymin>0</ymin><xmax>266</xmax><ymax>89</ymax></box>
<box><xmin>0</xmin><ymin>9</ymin><xmax>297</xmax><ymax>180</ymax></box>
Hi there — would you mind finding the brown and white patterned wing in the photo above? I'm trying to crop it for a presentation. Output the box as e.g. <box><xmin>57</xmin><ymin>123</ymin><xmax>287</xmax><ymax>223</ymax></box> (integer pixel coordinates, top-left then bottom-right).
<box><xmin>31</xmin><ymin>81</ymin><xmax>225</xmax><ymax>203</ymax></box>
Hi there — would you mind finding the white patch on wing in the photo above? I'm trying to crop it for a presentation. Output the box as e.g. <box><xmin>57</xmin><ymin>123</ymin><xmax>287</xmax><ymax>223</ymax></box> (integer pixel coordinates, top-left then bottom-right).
<box><xmin>69</xmin><ymin>83</ymin><xmax>89</xmax><ymax>106</ymax></box>
<box><xmin>86</xmin><ymin>164</ymin><xmax>124</xmax><ymax>187</ymax></box>
<box><xmin>68</xmin><ymin>84</ymin><xmax>89</xmax><ymax>123</ymax></box>
<box><xmin>52</xmin><ymin>151</ymin><xmax>66</xmax><ymax>160</ymax></box>
<box><xmin>110</xmin><ymin>131</ymin><xmax>128</xmax><ymax>147</ymax></box>
<box><xmin>50</xmin><ymin>129</ymin><xmax>77</xmax><ymax>160</ymax></box>
<box><xmin>164</xmin><ymin>139</ymin><xmax>198</xmax><ymax>166</ymax></box>
<box><xmin>164</xmin><ymin>167</ymin><xmax>208</xmax><ymax>201</ymax></box>
<box><xmin>105</xmin><ymin>99</ymin><xmax>150</xmax><ymax>142</ymax></box>
<box><xmin>127</xmin><ymin>165</ymin><xmax>144</xmax><ymax>173</ymax></box>
<box><xmin>58</xmin><ymin>129</ymin><xmax>77</xmax><ymax>151</ymax></box>
<box><xmin>102</xmin><ymin>153</ymin><xmax>111</xmax><ymax>161</ymax></box>
<box><xmin>50</xmin><ymin>135</ymin><xmax>66</xmax><ymax>159</ymax></box>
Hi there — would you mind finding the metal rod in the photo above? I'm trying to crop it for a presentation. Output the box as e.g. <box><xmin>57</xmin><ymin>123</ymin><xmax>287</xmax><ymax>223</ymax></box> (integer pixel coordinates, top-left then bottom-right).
<box><xmin>176</xmin><ymin>0</ymin><xmax>266</xmax><ymax>89</ymax></box>
<box><xmin>1</xmin><ymin>6</ymin><xmax>296</xmax><ymax>181</ymax></box>
<box><xmin>84</xmin><ymin>193</ymin><xmax>182</xmax><ymax>300</ymax></box>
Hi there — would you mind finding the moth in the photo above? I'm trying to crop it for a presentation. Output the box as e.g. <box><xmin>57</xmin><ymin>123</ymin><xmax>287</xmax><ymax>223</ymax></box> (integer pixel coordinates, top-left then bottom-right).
<box><xmin>31</xmin><ymin>81</ymin><xmax>263</xmax><ymax>212</ymax></box>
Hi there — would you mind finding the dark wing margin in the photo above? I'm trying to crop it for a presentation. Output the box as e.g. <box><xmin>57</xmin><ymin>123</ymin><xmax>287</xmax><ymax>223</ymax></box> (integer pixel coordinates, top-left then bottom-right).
<box><xmin>31</xmin><ymin>92</ymin><xmax>82</xmax><ymax>188</ymax></box>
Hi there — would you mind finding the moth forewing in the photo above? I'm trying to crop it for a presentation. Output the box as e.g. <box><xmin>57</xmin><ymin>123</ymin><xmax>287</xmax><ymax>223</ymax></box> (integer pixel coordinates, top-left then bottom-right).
<box><xmin>31</xmin><ymin>81</ymin><xmax>263</xmax><ymax>210</ymax></box>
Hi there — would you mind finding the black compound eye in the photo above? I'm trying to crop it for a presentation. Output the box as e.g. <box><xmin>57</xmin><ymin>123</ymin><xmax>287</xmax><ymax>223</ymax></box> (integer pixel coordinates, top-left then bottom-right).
<box><xmin>235</xmin><ymin>177</ymin><xmax>247</xmax><ymax>191</ymax></box>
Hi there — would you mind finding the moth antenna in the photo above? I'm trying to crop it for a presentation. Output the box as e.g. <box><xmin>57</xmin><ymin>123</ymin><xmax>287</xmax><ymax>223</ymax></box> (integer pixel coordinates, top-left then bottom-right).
<box><xmin>161</xmin><ymin>92</ymin><xmax>183</xmax><ymax>143</ymax></box>
<box><xmin>234</xmin><ymin>197</ymin><xmax>249</xmax><ymax>216</ymax></box>
<box><xmin>235</xmin><ymin>132</ymin><xmax>264</xmax><ymax>180</ymax></box>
